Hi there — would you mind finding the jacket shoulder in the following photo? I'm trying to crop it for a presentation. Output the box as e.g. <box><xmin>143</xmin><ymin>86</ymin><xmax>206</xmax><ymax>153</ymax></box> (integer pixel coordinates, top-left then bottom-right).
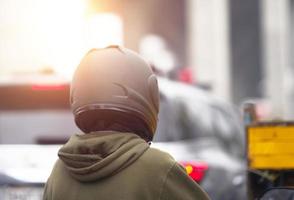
<box><xmin>138</xmin><ymin>147</ymin><xmax>176</xmax><ymax>171</ymax></box>
<box><xmin>160</xmin><ymin>163</ymin><xmax>210</xmax><ymax>200</ymax></box>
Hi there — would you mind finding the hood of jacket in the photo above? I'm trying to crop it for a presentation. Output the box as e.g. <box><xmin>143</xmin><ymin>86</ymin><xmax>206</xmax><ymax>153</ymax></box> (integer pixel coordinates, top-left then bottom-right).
<box><xmin>58</xmin><ymin>131</ymin><xmax>149</xmax><ymax>182</ymax></box>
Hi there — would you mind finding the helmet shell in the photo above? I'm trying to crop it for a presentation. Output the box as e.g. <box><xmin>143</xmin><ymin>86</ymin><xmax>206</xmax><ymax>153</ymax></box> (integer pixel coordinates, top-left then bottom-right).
<box><xmin>70</xmin><ymin>46</ymin><xmax>159</xmax><ymax>139</ymax></box>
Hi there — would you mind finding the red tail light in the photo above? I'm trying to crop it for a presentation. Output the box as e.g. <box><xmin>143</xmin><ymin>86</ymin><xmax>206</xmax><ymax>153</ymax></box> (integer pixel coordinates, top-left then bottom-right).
<box><xmin>180</xmin><ymin>161</ymin><xmax>208</xmax><ymax>183</ymax></box>
<box><xmin>31</xmin><ymin>84</ymin><xmax>66</xmax><ymax>91</ymax></box>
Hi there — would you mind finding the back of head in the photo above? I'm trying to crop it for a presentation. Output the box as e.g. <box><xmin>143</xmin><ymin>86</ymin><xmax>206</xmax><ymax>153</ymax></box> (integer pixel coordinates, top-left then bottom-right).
<box><xmin>70</xmin><ymin>46</ymin><xmax>159</xmax><ymax>141</ymax></box>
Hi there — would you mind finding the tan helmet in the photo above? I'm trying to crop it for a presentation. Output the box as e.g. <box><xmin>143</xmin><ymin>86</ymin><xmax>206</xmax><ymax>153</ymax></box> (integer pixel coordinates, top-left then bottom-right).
<box><xmin>70</xmin><ymin>46</ymin><xmax>159</xmax><ymax>141</ymax></box>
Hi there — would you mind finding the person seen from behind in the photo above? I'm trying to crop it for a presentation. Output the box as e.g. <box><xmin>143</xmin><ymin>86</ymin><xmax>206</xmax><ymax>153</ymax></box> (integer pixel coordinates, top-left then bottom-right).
<box><xmin>43</xmin><ymin>46</ymin><xmax>210</xmax><ymax>200</ymax></box>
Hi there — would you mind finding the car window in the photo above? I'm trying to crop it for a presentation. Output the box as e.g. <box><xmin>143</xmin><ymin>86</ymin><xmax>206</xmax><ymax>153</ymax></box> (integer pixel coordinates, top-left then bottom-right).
<box><xmin>154</xmin><ymin>79</ymin><xmax>244</xmax><ymax>157</ymax></box>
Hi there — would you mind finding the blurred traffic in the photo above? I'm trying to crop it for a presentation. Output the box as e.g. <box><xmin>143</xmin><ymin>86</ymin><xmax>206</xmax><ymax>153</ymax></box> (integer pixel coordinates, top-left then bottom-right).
<box><xmin>1</xmin><ymin>0</ymin><xmax>294</xmax><ymax>199</ymax></box>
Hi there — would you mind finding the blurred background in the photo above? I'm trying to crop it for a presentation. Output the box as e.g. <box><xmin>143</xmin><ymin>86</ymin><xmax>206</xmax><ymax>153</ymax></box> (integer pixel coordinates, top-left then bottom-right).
<box><xmin>1</xmin><ymin>1</ymin><xmax>294</xmax><ymax>199</ymax></box>
<box><xmin>0</xmin><ymin>0</ymin><xmax>293</xmax><ymax>144</ymax></box>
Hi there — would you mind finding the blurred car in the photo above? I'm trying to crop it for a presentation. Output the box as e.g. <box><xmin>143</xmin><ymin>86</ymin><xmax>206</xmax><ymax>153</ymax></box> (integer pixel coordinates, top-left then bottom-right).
<box><xmin>0</xmin><ymin>76</ymin><xmax>246</xmax><ymax>199</ymax></box>
<box><xmin>0</xmin><ymin>73</ymin><xmax>77</xmax><ymax>144</ymax></box>
<box><xmin>152</xmin><ymin>78</ymin><xmax>247</xmax><ymax>200</ymax></box>
<box><xmin>260</xmin><ymin>187</ymin><xmax>294</xmax><ymax>200</ymax></box>
<box><xmin>0</xmin><ymin>145</ymin><xmax>58</xmax><ymax>200</ymax></box>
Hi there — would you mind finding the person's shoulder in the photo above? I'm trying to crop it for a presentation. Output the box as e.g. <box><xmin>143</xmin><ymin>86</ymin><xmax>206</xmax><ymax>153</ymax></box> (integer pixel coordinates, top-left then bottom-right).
<box><xmin>148</xmin><ymin>146</ymin><xmax>174</xmax><ymax>157</ymax></box>
<box><xmin>140</xmin><ymin>146</ymin><xmax>177</xmax><ymax>170</ymax></box>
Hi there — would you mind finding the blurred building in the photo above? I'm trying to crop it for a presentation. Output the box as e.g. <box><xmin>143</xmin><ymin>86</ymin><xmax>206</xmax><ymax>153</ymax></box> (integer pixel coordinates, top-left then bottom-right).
<box><xmin>188</xmin><ymin>0</ymin><xmax>294</xmax><ymax>120</ymax></box>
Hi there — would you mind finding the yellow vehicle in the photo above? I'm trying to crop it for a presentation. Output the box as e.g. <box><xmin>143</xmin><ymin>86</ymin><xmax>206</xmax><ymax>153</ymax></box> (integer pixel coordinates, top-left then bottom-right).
<box><xmin>247</xmin><ymin>122</ymin><xmax>294</xmax><ymax>199</ymax></box>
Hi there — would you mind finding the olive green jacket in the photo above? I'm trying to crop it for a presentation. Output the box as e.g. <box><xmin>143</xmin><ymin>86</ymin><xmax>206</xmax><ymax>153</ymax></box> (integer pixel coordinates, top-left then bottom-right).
<box><xmin>43</xmin><ymin>131</ymin><xmax>210</xmax><ymax>200</ymax></box>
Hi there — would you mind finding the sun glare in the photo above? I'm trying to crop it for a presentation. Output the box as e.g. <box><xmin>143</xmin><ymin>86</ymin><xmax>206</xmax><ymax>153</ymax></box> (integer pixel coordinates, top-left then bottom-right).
<box><xmin>0</xmin><ymin>0</ymin><xmax>123</xmax><ymax>80</ymax></box>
